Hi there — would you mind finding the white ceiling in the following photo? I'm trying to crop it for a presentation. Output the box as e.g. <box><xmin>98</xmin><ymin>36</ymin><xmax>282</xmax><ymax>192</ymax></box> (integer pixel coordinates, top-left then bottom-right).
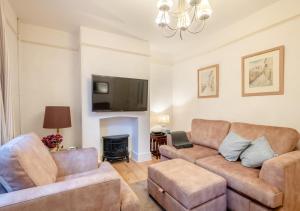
<box><xmin>9</xmin><ymin>0</ymin><xmax>279</xmax><ymax>55</ymax></box>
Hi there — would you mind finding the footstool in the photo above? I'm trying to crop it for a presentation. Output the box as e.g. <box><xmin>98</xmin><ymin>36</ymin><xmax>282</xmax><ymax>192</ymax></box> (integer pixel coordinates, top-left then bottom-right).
<box><xmin>148</xmin><ymin>159</ymin><xmax>226</xmax><ymax>211</ymax></box>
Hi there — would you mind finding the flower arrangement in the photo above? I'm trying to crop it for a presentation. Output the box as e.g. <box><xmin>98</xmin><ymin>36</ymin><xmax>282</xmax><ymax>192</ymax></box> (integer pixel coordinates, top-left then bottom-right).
<box><xmin>41</xmin><ymin>134</ymin><xmax>63</xmax><ymax>151</ymax></box>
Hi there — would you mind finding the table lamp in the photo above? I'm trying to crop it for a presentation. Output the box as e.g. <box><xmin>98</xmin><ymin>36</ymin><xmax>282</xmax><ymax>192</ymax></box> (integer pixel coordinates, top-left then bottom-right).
<box><xmin>158</xmin><ymin>114</ymin><xmax>170</xmax><ymax>133</ymax></box>
<box><xmin>43</xmin><ymin>106</ymin><xmax>72</xmax><ymax>134</ymax></box>
<box><xmin>158</xmin><ymin>114</ymin><xmax>170</xmax><ymax>126</ymax></box>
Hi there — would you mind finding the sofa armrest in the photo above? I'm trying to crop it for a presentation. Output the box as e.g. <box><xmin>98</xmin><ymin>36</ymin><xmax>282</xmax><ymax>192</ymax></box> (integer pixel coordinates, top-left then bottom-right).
<box><xmin>260</xmin><ymin>150</ymin><xmax>300</xmax><ymax>210</ymax></box>
<box><xmin>51</xmin><ymin>148</ymin><xmax>98</xmax><ymax>177</ymax></box>
<box><xmin>186</xmin><ymin>131</ymin><xmax>192</xmax><ymax>141</ymax></box>
<box><xmin>0</xmin><ymin>172</ymin><xmax>120</xmax><ymax>211</ymax></box>
<box><xmin>166</xmin><ymin>131</ymin><xmax>192</xmax><ymax>146</ymax></box>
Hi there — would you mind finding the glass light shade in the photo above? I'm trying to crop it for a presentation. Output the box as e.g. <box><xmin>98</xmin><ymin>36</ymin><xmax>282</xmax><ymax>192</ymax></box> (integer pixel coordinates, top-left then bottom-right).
<box><xmin>187</xmin><ymin>0</ymin><xmax>200</xmax><ymax>6</ymax></box>
<box><xmin>196</xmin><ymin>0</ymin><xmax>212</xmax><ymax>20</ymax></box>
<box><xmin>177</xmin><ymin>12</ymin><xmax>191</xmax><ymax>30</ymax></box>
<box><xmin>157</xmin><ymin>0</ymin><xmax>173</xmax><ymax>11</ymax></box>
<box><xmin>155</xmin><ymin>11</ymin><xmax>170</xmax><ymax>27</ymax></box>
<box><xmin>158</xmin><ymin>114</ymin><xmax>170</xmax><ymax>124</ymax></box>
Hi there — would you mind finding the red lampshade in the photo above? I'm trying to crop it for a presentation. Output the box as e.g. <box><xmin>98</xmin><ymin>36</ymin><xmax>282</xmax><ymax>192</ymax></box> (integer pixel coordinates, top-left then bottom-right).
<box><xmin>43</xmin><ymin>106</ymin><xmax>72</xmax><ymax>129</ymax></box>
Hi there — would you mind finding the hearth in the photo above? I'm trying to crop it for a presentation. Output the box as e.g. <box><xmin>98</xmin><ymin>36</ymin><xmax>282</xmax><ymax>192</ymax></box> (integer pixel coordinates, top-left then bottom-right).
<box><xmin>102</xmin><ymin>134</ymin><xmax>129</xmax><ymax>162</ymax></box>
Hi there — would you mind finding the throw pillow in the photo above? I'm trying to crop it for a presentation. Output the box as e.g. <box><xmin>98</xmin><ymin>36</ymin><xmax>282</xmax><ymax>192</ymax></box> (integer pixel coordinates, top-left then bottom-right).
<box><xmin>0</xmin><ymin>185</ymin><xmax>7</xmax><ymax>194</ymax></box>
<box><xmin>0</xmin><ymin>177</ymin><xmax>10</xmax><ymax>193</ymax></box>
<box><xmin>219</xmin><ymin>132</ymin><xmax>251</xmax><ymax>161</ymax></box>
<box><xmin>0</xmin><ymin>133</ymin><xmax>58</xmax><ymax>192</ymax></box>
<box><xmin>171</xmin><ymin>131</ymin><xmax>193</xmax><ymax>149</ymax></box>
<box><xmin>240</xmin><ymin>136</ymin><xmax>277</xmax><ymax>168</ymax></box>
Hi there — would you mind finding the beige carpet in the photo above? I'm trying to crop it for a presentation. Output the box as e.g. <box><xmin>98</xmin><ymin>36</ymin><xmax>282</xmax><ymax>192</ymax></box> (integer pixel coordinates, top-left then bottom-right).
<box><xmin>130</xmin><ymin>180</ymin><xmax>164</xmax><ymax>211</ymax></box>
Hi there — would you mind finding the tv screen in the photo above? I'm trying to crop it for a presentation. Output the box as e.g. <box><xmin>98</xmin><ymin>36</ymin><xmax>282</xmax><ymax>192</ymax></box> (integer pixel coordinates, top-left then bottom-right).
<box><xmin>92</xmin><ymin>75</ymin><xmax>148</xmax><ymax>112</ymax></box>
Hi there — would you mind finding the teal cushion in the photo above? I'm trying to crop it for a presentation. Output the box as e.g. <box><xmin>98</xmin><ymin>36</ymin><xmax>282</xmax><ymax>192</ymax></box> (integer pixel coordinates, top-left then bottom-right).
<box><xmin>0</xmin><ymin>177</ymin><xmax>9</xmax><ymax>194</ymax></box>
<box><xmin>240</xmin><ymin>136</ymin><xmax>277</xmax><ymax>168</ymax></box>
<box><xmin>219</xmin><ymin>132</ymin><xmax>251</xmax><ymax>161</ymax></box>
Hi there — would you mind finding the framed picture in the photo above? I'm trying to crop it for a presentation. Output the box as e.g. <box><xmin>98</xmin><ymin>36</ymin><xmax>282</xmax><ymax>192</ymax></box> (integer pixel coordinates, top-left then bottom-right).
<box><xmin>198</xmin><ymin>64</ymin><xmax>219</xmax><ymax>98</ymax></box>
<box><xmin>242</xmin><ymin>46</ymin><xmax>284</xmax><ymax>96</ymax></box>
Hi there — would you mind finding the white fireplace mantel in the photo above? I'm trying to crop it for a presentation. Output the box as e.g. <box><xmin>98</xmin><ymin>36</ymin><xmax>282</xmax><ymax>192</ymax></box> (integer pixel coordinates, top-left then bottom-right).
<box><xmin>82</xmin><ymin>111</ymin><xmax>151</xmax><ymax>162</ymax></box>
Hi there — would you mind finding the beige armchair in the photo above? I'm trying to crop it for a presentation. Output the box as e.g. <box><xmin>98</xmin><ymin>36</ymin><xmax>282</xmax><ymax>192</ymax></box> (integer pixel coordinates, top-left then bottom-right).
<box><xmin>0</xmin><ymin>133</ymin><xmax>140</xmax><ymax>211</ymax></box>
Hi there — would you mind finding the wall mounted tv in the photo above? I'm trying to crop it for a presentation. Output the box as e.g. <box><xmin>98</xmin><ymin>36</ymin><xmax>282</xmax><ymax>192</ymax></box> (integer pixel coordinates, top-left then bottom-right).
<box><xmin>92</xmin><ymin>75</ymin><xmax>148</xmax><ymax>112</ymax></box>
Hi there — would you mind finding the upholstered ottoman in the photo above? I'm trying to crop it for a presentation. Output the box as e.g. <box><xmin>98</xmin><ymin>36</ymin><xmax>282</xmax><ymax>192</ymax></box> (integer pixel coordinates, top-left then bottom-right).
<box><xmin>148</xmin><ymin>159</ymin><xmax>226</xmax><ymax>211</ymax></box>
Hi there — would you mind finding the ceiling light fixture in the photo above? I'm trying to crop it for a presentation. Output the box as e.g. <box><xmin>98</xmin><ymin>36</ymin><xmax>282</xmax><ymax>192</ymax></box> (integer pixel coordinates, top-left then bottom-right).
<box><xmin>155</xmin><ymin>0</ymin><xmax>213</xmax><ymax>40</ymax></box>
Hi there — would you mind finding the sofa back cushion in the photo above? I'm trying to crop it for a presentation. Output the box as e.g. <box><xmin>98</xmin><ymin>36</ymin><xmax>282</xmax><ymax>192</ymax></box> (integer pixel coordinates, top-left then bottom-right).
<box><xmin>0</xmin><ymin>133</ymin><xmax>58</xmax><ymax>192</ymax></box>
<box><xmin>191</xmin><ymin>119</ymin><xmax>231</xmax><ymax>149</ymax></box>
<box><xmin>230</xmin><ymin>123</ymin><xmax>299</xmax><ymax>155</ymax></box>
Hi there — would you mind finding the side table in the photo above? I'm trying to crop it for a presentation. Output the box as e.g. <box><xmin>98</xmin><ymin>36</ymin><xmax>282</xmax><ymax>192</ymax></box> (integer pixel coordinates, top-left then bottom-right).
<box><xmin>150</xmin><ymin>133</ymin><xmax>167</xmax><ymax>159</ymax></box>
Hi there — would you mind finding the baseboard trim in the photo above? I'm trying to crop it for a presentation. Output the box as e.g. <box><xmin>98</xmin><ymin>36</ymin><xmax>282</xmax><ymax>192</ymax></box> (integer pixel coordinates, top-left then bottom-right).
<box><xmin>132</xmin><ymin>151</ymin><xmax>152</xmax><ymax>162</ymax></box>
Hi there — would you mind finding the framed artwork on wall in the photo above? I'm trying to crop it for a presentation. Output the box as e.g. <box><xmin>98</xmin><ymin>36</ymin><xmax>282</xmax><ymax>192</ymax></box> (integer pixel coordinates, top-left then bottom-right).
<box><xmin>198</xmin><ymin>64</ymin><xmax>219</xmax><ymax>98</ymax></box>
<box><xmin>242</xmin><ymin>46</ymin><xmax>284</xmax><ymax>97</ymax></box>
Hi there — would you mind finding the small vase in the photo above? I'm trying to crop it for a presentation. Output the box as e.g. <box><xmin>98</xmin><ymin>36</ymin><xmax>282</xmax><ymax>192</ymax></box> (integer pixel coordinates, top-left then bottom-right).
<box><xmin>49</xmin><ymin>144</ymin><xmax>61</xmax><ymax>152</ymax></box>
<box><xmin>49</xmin><ymin>147</ymin><xmax>57</xmax><ymax>152</ymax></box>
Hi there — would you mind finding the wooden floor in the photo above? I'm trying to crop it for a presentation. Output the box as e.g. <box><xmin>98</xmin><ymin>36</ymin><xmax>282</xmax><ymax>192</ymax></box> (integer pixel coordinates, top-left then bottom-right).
<box><xmin>112</xmin><ymin>157</ymin><xmax>160</xmax><ymax>184</ymax></box>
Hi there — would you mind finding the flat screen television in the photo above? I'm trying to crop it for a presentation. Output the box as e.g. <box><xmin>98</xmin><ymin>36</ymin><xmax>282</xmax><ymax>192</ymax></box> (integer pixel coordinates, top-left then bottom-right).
<box><xmin>92</xmin><ymin>75</ymin><xmax>148</xmax><ymax>112</ymax></box>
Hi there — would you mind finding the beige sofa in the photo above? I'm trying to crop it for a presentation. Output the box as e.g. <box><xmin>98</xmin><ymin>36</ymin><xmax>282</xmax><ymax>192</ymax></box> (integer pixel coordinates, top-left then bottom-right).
<box><xmin>159</xmin><ymin>119</ymin><xmax>300</xmax><ymax>211</ymax></box>
<box><xmin>0</xmin><ymin>133</ymin><xmax>140</xmax><ymax>211</ymax></box>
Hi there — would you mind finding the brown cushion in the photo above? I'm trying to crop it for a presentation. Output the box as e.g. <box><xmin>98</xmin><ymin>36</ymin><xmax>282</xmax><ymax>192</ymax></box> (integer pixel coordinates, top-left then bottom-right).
<box><xmin>56</xmin><ymin>169</ymin><xmax>102</xmax><ymax>182</ymax></box>
<box><xmin>159</xmin><ymin>144</ymin><xmax>218</xmax><ymax>163</ymax></box>
<box><xmin>97</xmin><ymin>162</ymin><xmax>140</xmax><ymax>211</ymax></box>
<box><xmin>230</xmin><ymin>122</ymin><xmax>299</xmax><ymax>155</ymax></box>
<box><xmin>0</xmin><ymin>133</ymin><xmax>58</xmax><ymax>192</ymax></box>
<box><xmin>57</xmin><ymin>162</ymin><xmax>140</xmax><ymax>211</ymax></box>
<box><xmin>191</xmin><ymin>119</ymin><xmax>231</xmax><ymax>150</ymax></box>
<box><xmin>176</xmin><ymin>145</ymin><xmax>219</xmax><ymax>162</ymax></box>
<box><xmin>148</xmin><ymin>159</ymin><xmax>226</xmax><ymax>209</ymax></box>
<box><xmin>195</xmin><ymin>155</ymin><xmax>283</xmax><ymax>208</ymax></box>
<box><xmin>159</xmin><ymin>145</ymin><xmax>178</xmax><ymax>160</ymax></box>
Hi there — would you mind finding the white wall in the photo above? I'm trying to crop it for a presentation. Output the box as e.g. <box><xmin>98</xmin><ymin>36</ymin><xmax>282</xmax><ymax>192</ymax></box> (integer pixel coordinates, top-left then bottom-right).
<box><xmin>173</xmin><ymin>0</ymin><xmax>300</xmax><ymax>62</ymax></box>
<box><xmin>80</xmin><ymin>27</ymin><xmax>152</xmax><ymax>162</ymax></box>
<box><xmin>15</xmin><ymin>22</ymin><xmax>172</xmax><ymax>156</ymax></box>
<box><xmin>172</xmin><ymin>16</ymin><xmax>300</xmax><ymax>135</ymax></box>
<box><xmin>19</xmin><ymin>24</ymin><xmax>81</xmax><ymax>148</ymax></box>
<box><xmin>150</xmin><ymin>63</ymin><xmax>173</xmax><ymax>129</ymax></box>
<box><xmin>3</xmin><ymin>0</ymin><xmax>19</xmax><ymax>136</ymax></box>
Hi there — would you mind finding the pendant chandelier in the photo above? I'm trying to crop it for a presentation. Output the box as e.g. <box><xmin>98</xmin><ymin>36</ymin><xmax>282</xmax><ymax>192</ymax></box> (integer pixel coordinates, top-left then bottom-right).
<box><xmin>155</xmin><ymin>0</ymin><xmax>213</xmax><ymax>40</ymax></box>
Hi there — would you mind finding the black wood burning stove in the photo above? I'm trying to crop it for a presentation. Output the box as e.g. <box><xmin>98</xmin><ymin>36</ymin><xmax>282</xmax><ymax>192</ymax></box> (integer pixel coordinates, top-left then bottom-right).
<box><xmin>102</xmin><ymin>134</ymin><xmax>129</xmax><ymax>162</ymax></box>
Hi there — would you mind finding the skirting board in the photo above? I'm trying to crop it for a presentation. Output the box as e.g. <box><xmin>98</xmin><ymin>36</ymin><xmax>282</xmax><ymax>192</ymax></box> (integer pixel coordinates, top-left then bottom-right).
<box><xmin>132</xmin><ymin>151</ymin><xmax>152</xmax><ymax>162</ymax></box>
<box><xmin>98</xmin><ymin>150</ymin><xmax>151</xmax><ymax>162</ymax></box>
